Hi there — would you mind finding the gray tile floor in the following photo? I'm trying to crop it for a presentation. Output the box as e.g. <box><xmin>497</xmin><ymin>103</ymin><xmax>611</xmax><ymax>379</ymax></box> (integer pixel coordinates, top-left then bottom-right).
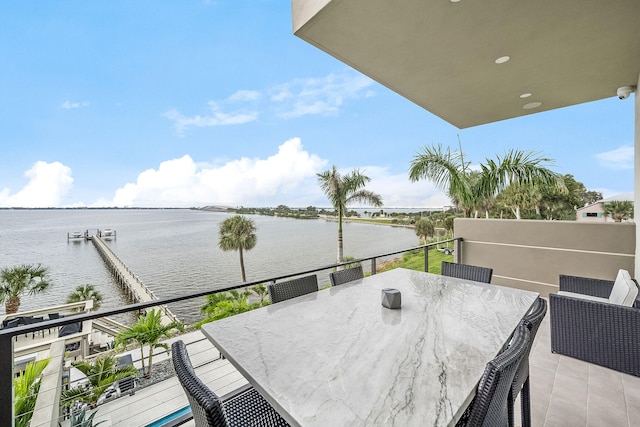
<box><xmin>514</xmin><ymin>301</ymin><xmax>640</xmax><ymax>427</ymax></box>
<box><xmin>94</xmin><ymin>302</ymin><xmax>640</xmax><ymax>427</ymax></box>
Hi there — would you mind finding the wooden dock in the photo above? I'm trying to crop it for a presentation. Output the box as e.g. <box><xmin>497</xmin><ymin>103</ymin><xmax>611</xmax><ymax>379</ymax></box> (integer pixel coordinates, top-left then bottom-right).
<box><xmin>91</xmin><ymin>235</ymin><xmax>179</xmax><ymax>326</ymax></box>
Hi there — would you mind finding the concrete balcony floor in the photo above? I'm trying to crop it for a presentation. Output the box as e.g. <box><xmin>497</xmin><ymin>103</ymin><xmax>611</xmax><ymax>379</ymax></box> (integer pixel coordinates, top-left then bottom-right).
<box><xmin>89</xmin><ymin>299</ymin><xmax>640</xmax><ymax>427</ymax></box>
<box><xmin>517</xmin><ymin>300</ymin><xmax>640</xmax><ymax>426</ymax></box>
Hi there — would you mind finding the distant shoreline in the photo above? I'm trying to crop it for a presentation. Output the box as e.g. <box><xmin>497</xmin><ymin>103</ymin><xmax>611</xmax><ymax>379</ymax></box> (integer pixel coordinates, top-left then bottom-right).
<box><xmin>0</xmin><ymin>206</ymin><xmax>191</xmax><ymax>211</ymax></box>
<box><xmin>320</xmin><ymin>215</ymin><xmax>415</xmax><ymax>229</ymax></box>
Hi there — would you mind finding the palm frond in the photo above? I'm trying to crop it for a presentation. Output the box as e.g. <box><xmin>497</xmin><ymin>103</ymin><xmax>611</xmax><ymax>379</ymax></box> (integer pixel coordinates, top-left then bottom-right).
<box><xmin>346</xmin><ymin>189</ymin><xmax>383</xmax><ymax>207</ymax></box>
<box><xmin>488</xmin><ymin>149</ymin><xmax>560</xmax><ymax>192</ymax></box>
<box><xmin>317</xmin><ymin>165</ymin><xmax>345</xmax><ymax>210</ymax></box>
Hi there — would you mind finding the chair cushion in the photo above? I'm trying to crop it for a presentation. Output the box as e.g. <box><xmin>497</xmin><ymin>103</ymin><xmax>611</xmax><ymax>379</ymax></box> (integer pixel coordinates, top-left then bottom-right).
<box><xmin>557</xmin><ymin>291</ymin><xmax>610</xmax><ymax>303</ymax></box>
<box><xmin>626</xmin><ymin>280</ymin><xmax>640</xmax><ymax>306</ymax></box>
<box><xmin>609</xmin><ymin>269</ymin><xmax>638</xmax><ymax>306</ymax></box>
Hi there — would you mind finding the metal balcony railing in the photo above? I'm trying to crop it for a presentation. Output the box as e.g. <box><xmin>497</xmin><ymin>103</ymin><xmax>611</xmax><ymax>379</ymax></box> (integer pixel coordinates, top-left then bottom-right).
<box><xmin>0</xmin><ymin>238</ymin><xmax>460</xmax><ymax>426</ymax></box>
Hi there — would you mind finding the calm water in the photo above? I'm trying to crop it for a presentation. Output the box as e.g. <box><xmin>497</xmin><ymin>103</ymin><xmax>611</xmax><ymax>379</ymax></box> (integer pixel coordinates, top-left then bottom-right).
<box><xmin>0</xmin><ymin>209</ymin><xmax>418</xmax><ymax>324</ymax></box>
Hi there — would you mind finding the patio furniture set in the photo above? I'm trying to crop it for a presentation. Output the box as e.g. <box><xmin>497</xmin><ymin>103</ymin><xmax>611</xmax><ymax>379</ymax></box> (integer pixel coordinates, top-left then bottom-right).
<box><xmin>1</xmin><ymin>312</ymin><xmax>63</xmax><ymax>339</ymax></box>
<box><xmin>171</xmin><ymin>262</ymin><xmax>638</xmax><ymax>426</ymax></box>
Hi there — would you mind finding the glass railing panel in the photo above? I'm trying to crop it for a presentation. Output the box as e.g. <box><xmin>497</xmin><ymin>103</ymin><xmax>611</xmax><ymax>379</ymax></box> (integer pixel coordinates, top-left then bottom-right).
<box><xmin>0</xmin><ymin>239</ymin><xmax>458</xmax><ymax>426</ymax></box>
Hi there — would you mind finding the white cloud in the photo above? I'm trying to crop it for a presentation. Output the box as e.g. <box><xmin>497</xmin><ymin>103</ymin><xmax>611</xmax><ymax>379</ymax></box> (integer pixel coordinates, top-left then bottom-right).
<box><xmin>591</xmin><ymin>187</ymin><xmax>631</xmax><ymax>200</ymax></box>
<box><xmin>0</xmin><ymin>161</ymin><xmax>73</xmax><ymax>207</ymax></box>
<box><xmin>163</xmin><ymin>101</ymin><xmax>258</xmax><ymax>136</ymax></box>
<box><xmin>60</xmin><ymin>100</ymin><xmax>89</xmax><ymax>109</ymax></box>
<box><xmin>271</xmin><ymin>73</ymin><xmax>375</xmax><ymax>119</ymax></box>
<box><xmin>97</xmin><ymin>143</ymin><xmax>451</xmax><ymax>208</ymax></box>
<box><xmin>595</xmin><ymin>145</ymin><xmax>633</xmax><ymax>170</ymax></box>
<box><xmin>163</xmin><ymin>71</ymin><xmax>375</xmax><ymax>135</ymax></box>
<box><xmin>103</xmin><ymin>138</ymin><xmax>328</xmax><ymax>207</ymax></box>
<box><xmin>357</xmin><ymin>166</ymin><xmax>451</xmax><ymax>208</ymax></box>
<box><xmin>0</xmin><ymin>148</ymin><xmax>450</xmax><ymax>209</ymax></box>
<box><xmin>228</xmin><ymin>90</ymin><xmax>261</xmax><ymax>102</ymax></box>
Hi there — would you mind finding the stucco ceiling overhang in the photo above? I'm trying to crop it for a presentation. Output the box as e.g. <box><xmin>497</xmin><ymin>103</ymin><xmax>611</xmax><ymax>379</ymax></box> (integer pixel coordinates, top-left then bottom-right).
<box><xmin>293</xmin><ymin>0</ymin><xmax>640</xmax><ymax>128</ymax></box>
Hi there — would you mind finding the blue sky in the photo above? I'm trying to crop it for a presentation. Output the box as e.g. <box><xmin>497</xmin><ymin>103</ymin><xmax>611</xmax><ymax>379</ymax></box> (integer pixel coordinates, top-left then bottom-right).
<box><xmin>0</xmin><ymin>1</ymin><xmax>634</xmax><ymax>208</ymax></box>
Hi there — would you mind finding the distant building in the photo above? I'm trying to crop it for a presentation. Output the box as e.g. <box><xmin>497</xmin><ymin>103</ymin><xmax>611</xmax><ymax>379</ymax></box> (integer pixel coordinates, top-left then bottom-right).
<box><xmin>576</xmin><ymin>192</ymin><xmax>634</xmax><ymax>222</ymax></box>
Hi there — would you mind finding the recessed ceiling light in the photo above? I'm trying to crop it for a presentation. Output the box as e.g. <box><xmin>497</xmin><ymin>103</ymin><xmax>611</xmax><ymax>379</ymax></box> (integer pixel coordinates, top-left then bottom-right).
<box><xmin>450</xmin><ymin>0</ymin><xmax>462</xmax><ymax>2</ymax></box>
<box><xmin>523</xmin><ymin>102</ymin><xmax>542</xmax><ymax>109</ymax></box>
<box><xmin>520</xmin><ymin>93</ymin><xmax>532</xmax><ymax>98</ymax></box>
<box><xmin>495</xmin><ymin>56</ymin><xmax>510</xmax><ymax>64</ymax></box>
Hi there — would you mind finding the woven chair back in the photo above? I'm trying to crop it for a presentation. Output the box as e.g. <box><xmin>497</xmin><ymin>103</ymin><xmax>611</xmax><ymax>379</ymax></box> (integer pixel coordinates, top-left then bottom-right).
<box><xmin>442</xmin><ymin>261</ymin><xmax>493</xmax><ymax>284</ymax></box>
<box><xmin>172</xmin><ymin>340</ymin><xmax>227</xmax><ymax>427</ymax></box>
<box><xmin>330</xmin><ymin>265</ymin><xmax>364</xmax><ymax>286</ymax></box>
<box><xmin>268</xmin><ymin>275</ymin><xmax>318</xmax><ymax>304</ymax></box>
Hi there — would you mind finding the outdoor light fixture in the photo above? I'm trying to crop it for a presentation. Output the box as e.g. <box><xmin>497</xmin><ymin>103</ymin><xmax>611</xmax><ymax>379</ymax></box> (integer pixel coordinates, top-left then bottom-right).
<box><xmin>523</xmin><ymin>101</ymin><xmax>542</xmax><ymax>109</ymax></box>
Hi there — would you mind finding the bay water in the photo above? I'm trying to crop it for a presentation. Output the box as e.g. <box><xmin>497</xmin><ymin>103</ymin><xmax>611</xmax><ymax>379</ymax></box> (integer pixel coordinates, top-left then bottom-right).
<box><xmin>0</xmin><ymin>209</ymin><xmax>418</xmax><ymax>324</ymax></box>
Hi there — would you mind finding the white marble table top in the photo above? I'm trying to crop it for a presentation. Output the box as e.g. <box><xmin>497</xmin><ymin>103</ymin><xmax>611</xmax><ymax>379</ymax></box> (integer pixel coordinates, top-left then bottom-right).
<box><xmin>201</xmin><ymin>268</ymin><xmax>538</xmax><ymax>426</ymax></box>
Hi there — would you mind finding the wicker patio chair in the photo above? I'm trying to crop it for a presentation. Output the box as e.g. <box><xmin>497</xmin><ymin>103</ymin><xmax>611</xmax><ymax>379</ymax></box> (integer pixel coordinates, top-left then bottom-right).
<box><xmin>116</xmin><ymin>354</ymin><xmax>137</xmax><ymax>396</ymax></box>
<box><xmin>457</xmin><ymin>324</ymin><xmax>531</xmax><ymax>427</ymax></box>
<box><xmin>329</xmin><ymin>265</ymin><xmax>364</xmax><ymax>286</ymax></box>
<box><xmin>268</xmin><ymin>274</ymin><xmax>318</xmax><ymax>304</ymax></box>
<box><xmin>442</xmin><ymin>261</ymin><xmax>493</xmax><ymax>284</ymax></box>
<box><xmin>555</xmin><ymin>274</ymin><xmax>616</xmax><ymax>299</ymax></box>
<box><xmin>509</xmin><ymin>297</ymin><xmax>547</xmax><ymax>427</ymax></box>
<box><xmin>457</xmin><ymin>324</ymin><xmax>531</xmax><ymax>426</ymax></box>
<box><xmin>22</xmin><ymin>316</ymin><xmax>45</xmax><ymax>338</ymax></box>
<box><xmin>171</xmin><ymin>340</ymin><xmax>289</xmax><ymax>427</ymax></box>
<box><xmin>550</xmin><ymin>274</ymin><xmax>640</xmax><ymax>377</ymax></box>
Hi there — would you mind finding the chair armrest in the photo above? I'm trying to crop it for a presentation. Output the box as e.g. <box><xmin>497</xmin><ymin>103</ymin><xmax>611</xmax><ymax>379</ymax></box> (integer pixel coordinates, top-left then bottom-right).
<box><xmin>558</xmin><ymin>274</ymin><xmax>614</xmax><ymax>298</ymax></box>
<box><xmin>549</xmin><ymin>293</ymin><xmax>640</xmax><ymax>376</ymax></box>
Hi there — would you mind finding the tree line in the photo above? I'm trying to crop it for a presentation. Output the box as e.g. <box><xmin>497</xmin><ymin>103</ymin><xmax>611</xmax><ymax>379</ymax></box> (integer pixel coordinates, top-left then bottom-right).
<box><xmin>6</xmin><ymin>143</ymin><xmax>630</xmax><ymax>423</ymax></box>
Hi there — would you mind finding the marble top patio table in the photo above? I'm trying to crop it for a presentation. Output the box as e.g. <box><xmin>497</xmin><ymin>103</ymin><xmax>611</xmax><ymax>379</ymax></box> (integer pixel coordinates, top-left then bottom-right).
<box><xmin>201</xmin><ymin>268</ymin><xmax>538</xmax><ymax>426</ymax></box>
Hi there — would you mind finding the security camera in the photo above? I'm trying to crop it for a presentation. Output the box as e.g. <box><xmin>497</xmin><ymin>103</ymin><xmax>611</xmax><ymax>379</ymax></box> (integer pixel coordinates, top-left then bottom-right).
<box><xmin>617</xmin><ymin>85</ymin><xmax>635</xmax><ymax>100</ymax></box>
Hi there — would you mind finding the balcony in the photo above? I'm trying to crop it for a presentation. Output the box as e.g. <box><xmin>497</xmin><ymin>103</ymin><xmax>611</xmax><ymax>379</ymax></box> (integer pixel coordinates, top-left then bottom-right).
<box><xmin>2</xmin><ymin>220</ymin><xmax>639</xmax><ymax>426</ymax></box>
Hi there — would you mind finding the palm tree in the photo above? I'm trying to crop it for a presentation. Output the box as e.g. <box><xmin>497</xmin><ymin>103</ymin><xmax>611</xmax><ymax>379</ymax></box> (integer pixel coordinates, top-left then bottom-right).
<box><xmin>409</xmin><ymin>144</ymin><xmax>475</xmax><ymax>217</ymax></box>
<box><xmin>200</xmin><ymin>292</ymin><xmax>231</xmax><ymax>316</ymax></box>
<box><xmin>251</xmin><ymin>284</ymin><xmax>269</xmax><ymax>306</ymax></box>
<box><xmin>0</xmin><ymin>264</ymin><xmax>51</xmax><ymax>314</ymax></box>
<box><xmin>115</xmin><ymin>309</ymin><xmax>183</xmax><ymax>377</ymax></box>
<box><xmin>199</xmin><ymin>289</ymin><xmax>255</xmax><ymax>324</ymax></box>
<box><xmin>14</xmin><ymin>358</ymin><xmax>50</xmax><ymax>427</ymax></box>
<box><xmin>603</xmin><ymin>201</ymin><xmax>634</xmax><ymax>222</ymax></box>
<box><xmin>414</xmin><ymin>218</ymin><xmax>435</xmax><ymax>244</ymax></box>
<box><xmin>497</xmin><ymin>182</ymin><xmax>544</xmax><ymax>220</ymax></box>
<box><xmin>66</xmin><ymin>284</ymin><xmax>103</xmax><ymax>311</ymax></box>
<box><xmin>67</xmin><ymin>408</ymin><xmax>106</xmax><ymax>427</ymax></box>
<box><xmin>219</xmin><ymin>215</ymin><xmax>257</xmax><ymax>283</ymax></box>
<box><xmin>61</xmin><ymin>354</ymin><xmax>137</xmax><ymax>408</ymax></box>
<box><xmin>317</xmin><ymin>165</ymin><xmax>383</xmax><ymax>264</ymax></box>
<box><xmin>409</xmin><ymin>142</ymin><xmax>561</xmax><ymax>218</ymax></box>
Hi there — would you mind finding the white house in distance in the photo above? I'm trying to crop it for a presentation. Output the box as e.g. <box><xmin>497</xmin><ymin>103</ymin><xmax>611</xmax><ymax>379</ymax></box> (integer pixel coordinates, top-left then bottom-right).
<box><xmin>576</xmin><ymin>192</ymin><xmax>634</xmax><ymax>222</ymax></box>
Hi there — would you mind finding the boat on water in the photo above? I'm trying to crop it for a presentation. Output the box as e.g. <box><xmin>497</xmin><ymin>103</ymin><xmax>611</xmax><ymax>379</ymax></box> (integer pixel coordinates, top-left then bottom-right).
<box><xmin>101</xmin><ymin>228</ymin><xmax>115</xmax><ymax>237</ymax></box>
<box><xmin>67</xmin><ymin>231</ymin><xmax>86</xmax><ymax>240</ymax></box>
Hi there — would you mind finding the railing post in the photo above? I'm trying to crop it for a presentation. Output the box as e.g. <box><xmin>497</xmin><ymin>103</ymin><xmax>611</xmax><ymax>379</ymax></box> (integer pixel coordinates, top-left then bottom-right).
<box><xmin>371</xmin><ymin>259</ymin><xmax>377</xmax><ymax>275</ymax></box>
<box><xmin>0</xmin><ymin>333</ymin><xmax>13</xmax><ymax>426</ymax></box>
<box><xmin>424</xmin><ymin>246</ymin><xmax>429</xmax><ymax>273</ymax></box>
<box><xmin>455</xmin><ymin>238</ymin><xmax>463</xmax><ymax>263</ymax></box>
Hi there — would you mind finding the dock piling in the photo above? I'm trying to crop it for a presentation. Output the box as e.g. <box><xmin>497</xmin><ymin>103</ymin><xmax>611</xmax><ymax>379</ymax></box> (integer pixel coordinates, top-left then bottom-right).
<box><xmin>90</xmin><ymin>234</ymin><xmax>178</xmax><ymax>325</ymax></box>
